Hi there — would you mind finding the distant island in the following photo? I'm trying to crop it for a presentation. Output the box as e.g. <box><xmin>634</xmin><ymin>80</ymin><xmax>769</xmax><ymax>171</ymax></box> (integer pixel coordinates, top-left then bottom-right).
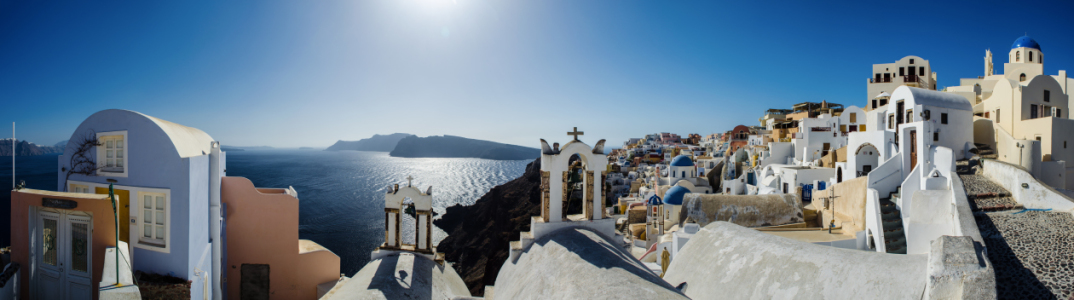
<box><xmin>0</xmin><ymin>139</ymin><xmax>65</xmax><ymax>156</ymax></box>
<box><xmin>325</xmin><ymin>133</ymin><xmax>414</xmax><ymax>152</ymax></box>
<box><xmin>390</xmin><ymin>135</ymin><xmax>538</xmax><ymax>160</ymax></box>
<box><xmin>221</xmin><ymin>145</ymin><xmax>274</xmax><ymax>152</ymax></box>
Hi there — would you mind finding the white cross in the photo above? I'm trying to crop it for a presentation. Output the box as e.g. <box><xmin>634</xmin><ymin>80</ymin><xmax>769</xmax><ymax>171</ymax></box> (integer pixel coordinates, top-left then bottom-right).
<box><xmin>407</xmin><ymin>175</ymin><xmax>414</xmax><ymax>187</ymax></box>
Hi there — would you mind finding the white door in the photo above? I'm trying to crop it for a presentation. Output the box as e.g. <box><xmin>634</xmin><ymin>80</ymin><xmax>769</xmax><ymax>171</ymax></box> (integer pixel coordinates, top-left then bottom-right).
<box><xmin>33</xmin><ymin>210</ymin><xmax>93</xmax><ymax>300</ymax></box>
<box><xmin>65</xmin><ymin>214</ymin><xmax>93</xmax><ymax>300</ymax></box>
<box><xmin>35</xmin><ymin>211</ymin><xmax>64</xmax><ymax>300</ymax></box>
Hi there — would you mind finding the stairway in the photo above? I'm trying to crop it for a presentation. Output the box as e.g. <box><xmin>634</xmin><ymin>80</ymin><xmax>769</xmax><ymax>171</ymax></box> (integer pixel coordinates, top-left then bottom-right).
<box><xmin>879</xmin><ymin>189</ymin><xmax>907</xmax><ymax>254</ymax></box>
<box><xmin>973</xmin><ymin>143</ymin><xmax>998</xmax><ymax>160</ymax></box>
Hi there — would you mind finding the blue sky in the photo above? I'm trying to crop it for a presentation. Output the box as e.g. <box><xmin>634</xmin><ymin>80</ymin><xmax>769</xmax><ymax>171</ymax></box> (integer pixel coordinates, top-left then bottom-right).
<box><xmin>2</xmin><ymin>0</ymin><xmax>1073</xmax><ymax>148</ymax></box>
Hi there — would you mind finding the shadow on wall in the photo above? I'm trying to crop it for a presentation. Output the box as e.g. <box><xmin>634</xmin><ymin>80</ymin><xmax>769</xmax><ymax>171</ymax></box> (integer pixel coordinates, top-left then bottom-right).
<box><xmin>527</xmin><ymin>228</ymin><xmax>683</xmax><ymax>294</ymax></box>
<box><xmin>974</xmin><ymin>118</ymin><xmax>997</xmax><ymax>149</ymax></box>
<box><xmin>367</xmin><ymin>254</ymin><xmax>436</xmax><ymax>299</ymax></box>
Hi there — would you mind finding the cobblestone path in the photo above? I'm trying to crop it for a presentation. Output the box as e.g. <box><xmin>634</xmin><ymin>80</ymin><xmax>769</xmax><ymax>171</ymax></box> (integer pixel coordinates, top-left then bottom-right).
<box><xmin>959</xmin><ymin>159</ymin><xmax>1074</xmax><ymax>299</ymax></box>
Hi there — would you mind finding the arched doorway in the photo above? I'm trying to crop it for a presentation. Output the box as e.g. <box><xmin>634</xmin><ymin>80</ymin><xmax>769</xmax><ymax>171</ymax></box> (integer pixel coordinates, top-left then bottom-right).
<box><xmin>837</xmin><ymin>167</ymin><xmax>843</xmax><ymax>183</ymax></box>
<box><xmin>855</xmin><ymin>143</ymin><xmax>880</xmax><ymax>178</ymax></box>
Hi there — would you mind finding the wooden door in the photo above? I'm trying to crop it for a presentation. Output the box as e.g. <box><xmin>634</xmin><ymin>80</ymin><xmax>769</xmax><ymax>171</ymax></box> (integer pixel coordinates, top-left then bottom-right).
<box><xmin>36</xmin><ymin>211</ymin><xmax>64</xmax><ymax>300</ymax></box>
<box><xmin>96</xmin><ymin>187</ymin><xmax>129</xmax><ymax>243</ymax></box>
<box><xmin>910</xmin><ymin>131</ymin><xmax>918</xmax><ymax>168</ymax></box>
<box><xmin>65</xmin><ymin>214</ymin><xmax>93</xmax><ymax>300</ymax></box>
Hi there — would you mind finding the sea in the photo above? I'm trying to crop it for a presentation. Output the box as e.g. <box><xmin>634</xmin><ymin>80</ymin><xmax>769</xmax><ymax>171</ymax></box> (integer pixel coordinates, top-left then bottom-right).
<box><xmin>0</xmin><ymin>150</ymin><xmax>530</xmax><ymax>275</ymax></box>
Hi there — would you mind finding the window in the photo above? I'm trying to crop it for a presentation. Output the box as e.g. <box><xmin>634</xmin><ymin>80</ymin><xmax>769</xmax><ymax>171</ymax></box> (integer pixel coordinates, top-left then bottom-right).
<box><xmin>997</xmin><ymin>109</ymin><xmax>1001</xmax><ymax>123</ymax></box>
<box><xmin>850</xmin><ymin>125</ymin><xmax>858</xmax><ymax>132</ymax></box>
<box><xmin>860</xmin><ymin>124</ymin><xmax>866</xmax><ymax>131</ymax></box>
<box><xmin>985</xmin><ymin>111</ymin><xmax>990</xmax><ymax>118</ymax></box>
<box><xmin>900</xmin><ymin>67</ymin><xmax>905</xmax><ymax>76</ymax></box>
<box><xmin>1016</xmin><ymin>51</ymin><xmax>1020</xmax><ymax>62</ymax></box>
<box><xmin>849</xmin><ymin>113</ymin><xmax>857</xmax><ymax>123</ymax></box>
<box><xmin>1044</xmin><ymin>90</ymin><xmax>1050</xmax><ymax>102</ymax></box>
<box><xmin>1020</xmin><ymin>73</ymin><xmax>1026</xmax><ymax>81</ymax></box>
<box><xmin>941</xmin><ymin>113</ymin><xmax>948</xmax><ymax>124</ymax></box>
<box><xmin>909</xmin><ymin>59</ymin><xmax>915</xmax><ymax>64</ymax></box>
<box><xmin>884</xmin><ymin>73</ymin><xmax>890</xmax><ymax>82</ymax></box>
<box><xmin>909</xmin><ymin>66</ymin><xmax>916</xmax><ymax>77</ymax></box>
<box><xmin>840</xmin><ymin>125</ymin><xmax>846</xmax><ymax>132</ymax></box>
<box><xmin>139</xmin><ymin>192</ymin><xmax>168</xmax><ymax>249</ymax></box>
<box><xmin>1040</xmin><ymin>53</ymin><xmax>1042</xmax><ymax>64</ymax></box>
<box><xmin>934</xmin><ymin>132</ymin><xmax>939</xmax><ymax>142</ymax></box>
<box><xmin>888</xmin><ymin>114</ymin><xmax>895</xmax><ymax>129</ymax></box>
<box><xmin>1058</xmin><ymin>109</ymin><xmax>1062</xmax><ymax>118</ymax></box>
<box><xmin>872</xmin><ymin>99</ymin><xmax>877</xmax><ymax>109</ymax></box>
<box><xmin>1029</xmin><ymin>51</ymin><xmax>1033</xmax><ymax>62</ymax></box>
<box><xmin>96</xmin><ymin>131</ymin><xmax>127</xmax><ymax>177</ymax></box>
<box><xmin>1045</xmin><ymin>106</ymin><xmax>1052</xmax><ymax>117</ymax></box>
<box><xmin>920</xmin><ymin>67</ymin><xmax>925</xmax><ymax>76</ymax></box>
<box><xmin>875</xmin><ymin>74</ymin><xmax>881</xmax><ymax>82</ymax></box>
<box><xmin>70</xmin><ymin>184</ymin><xmax>90</xmax><ymax>193</ymax></box>
<box><xmin>880</xmin><ymin>98</ymin><xmax>887</xmax><ymax>106</ymax></box>
<box><xmin>1031</xmin><ymin>104</ymin><xmax>1039</xmax><ymax>119</ymax></box>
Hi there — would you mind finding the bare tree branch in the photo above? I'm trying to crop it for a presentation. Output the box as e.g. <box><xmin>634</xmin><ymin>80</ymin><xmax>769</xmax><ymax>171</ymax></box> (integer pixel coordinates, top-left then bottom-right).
<box><xmin>63</xmin><ymin>130</ymin><xmax>102</xmax><ymax>191</ymax></box>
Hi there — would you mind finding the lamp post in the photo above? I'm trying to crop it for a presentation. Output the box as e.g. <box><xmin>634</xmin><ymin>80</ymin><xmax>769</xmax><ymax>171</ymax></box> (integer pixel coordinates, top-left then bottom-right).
<box><xmin>108</xmin><ymin>183</ymin><xmax>121</xmax><ymax>286</ymax></box>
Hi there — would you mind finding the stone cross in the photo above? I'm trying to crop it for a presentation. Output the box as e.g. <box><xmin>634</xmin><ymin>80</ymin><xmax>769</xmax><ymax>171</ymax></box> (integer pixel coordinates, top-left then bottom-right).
<box><xmin>568</xmin><ymin>127</ymin><xmax>584</xmax><ymax>141</ymax></box>
<box><xmin>407</xmin><ymin>175</ymin><xmax>414</xmax><ymax>187</ymax></box>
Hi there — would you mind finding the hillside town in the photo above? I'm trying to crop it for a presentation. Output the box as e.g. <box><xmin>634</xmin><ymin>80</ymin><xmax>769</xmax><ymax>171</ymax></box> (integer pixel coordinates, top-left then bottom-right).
<box><xmin>4</xmin><ymin>35</ymin><xmax>1074</xmax><ymax>299</ymax></box>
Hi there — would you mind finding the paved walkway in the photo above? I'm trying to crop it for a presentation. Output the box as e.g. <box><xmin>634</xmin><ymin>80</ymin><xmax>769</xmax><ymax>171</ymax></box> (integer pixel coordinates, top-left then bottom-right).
<box><xmin>959</xmin><ymin>159</ymin><xmax>1074</xmax><ymax>299</ymax></box>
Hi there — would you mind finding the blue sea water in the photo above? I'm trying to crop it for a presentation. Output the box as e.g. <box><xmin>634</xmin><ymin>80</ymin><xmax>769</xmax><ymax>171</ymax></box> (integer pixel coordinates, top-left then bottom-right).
<box><xmin>1</xmin><ymin>150</ymin><xmax>529</xmax><ymax>276</ymax></box>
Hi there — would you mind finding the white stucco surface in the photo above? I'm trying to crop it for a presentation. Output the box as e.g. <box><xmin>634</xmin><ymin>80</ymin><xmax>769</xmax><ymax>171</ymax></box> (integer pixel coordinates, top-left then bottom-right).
<box><xmin>494</xmin><ymin>227</ymin><xmax>687</xmax><ymax>300</ymax></box>
<box><xmin>663</xmin><ymin>222</ymin><xmax>928</xmax><ymax>299</ymax></box>
<box><xmin>321</xmin><ymin>252</ymin><xmax>470</xmax><ymax>300</ymax></box>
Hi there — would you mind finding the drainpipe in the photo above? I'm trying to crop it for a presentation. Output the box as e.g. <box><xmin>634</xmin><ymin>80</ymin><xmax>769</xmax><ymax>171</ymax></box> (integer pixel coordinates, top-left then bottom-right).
<box><xmin>209</xmin><ymin>142</ymin><xmax>223</xmax><ymax>300</ymax></box>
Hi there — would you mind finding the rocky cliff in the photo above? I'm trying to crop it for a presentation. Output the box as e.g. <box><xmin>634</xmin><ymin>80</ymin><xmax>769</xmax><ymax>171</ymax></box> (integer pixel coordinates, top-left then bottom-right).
<box><xmin>390</xmin><ymin>135</ymin><xmax>538</xmax><ymax>160</ymax></box>
<box><xmin>0</xmin><ymin>139</ymin><xmax>63</xmax><ymax>156</ymax></box>
<box><xmin>325</xmin><ymin>133</ymin><xmax>414</xmax><ymax>152</ymax></box>
<box><xmin>434</xmin><ymin>158</ymin><xmax>542</xmax><ymax>296</ymax></box>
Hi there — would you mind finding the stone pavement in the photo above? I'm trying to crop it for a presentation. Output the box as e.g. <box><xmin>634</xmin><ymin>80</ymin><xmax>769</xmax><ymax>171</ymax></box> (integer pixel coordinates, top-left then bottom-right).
<box><xmin>960</xmin><ymin>158</ymin><xmax>1074</xmax><ymax>299</ymax></box>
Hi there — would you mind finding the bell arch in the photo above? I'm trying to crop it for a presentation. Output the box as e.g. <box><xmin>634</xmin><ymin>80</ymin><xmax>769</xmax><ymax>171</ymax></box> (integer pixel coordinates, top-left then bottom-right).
<box><xmin>539</xmin><ymin>129</ymin><xmax>608</xmax><ymax>223</ymax></box>
<box><xmin>382</xmin><ymin>177</ymin><xmax>434</xmax><ymax>253</ymax></box>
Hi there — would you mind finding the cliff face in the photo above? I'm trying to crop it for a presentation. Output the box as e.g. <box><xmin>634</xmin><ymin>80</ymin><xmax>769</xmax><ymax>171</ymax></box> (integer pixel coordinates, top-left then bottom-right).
<box><xmin>325</xmin><ymin>133</ymin><xmax>413</xmax><ymax>152</ymax></box>
<box><xmin>0</xmin><ymin>139</ymin><xmax>63</xmax><ymax>156</ymax></box>
<box><xmin>390</xmin><ymin>135</ymin><xmax>538</xmax><ymax>160</ymax></box>
<box><xmin>434</xmin><ymin>158</ymin><xmax>542</xmax><ymax>296</ymax></box>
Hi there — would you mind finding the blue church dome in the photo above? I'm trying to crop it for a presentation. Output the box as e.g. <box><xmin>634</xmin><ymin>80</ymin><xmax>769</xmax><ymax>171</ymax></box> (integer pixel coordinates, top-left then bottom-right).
<box><xmin>1011</xmin><ymin>36</ymin><xmax>1041</xmax><ymax>51</ymax></box>
<box><xmin>663</xmin><ymin>185</ymin><xmax>691</xmax><ymax>205</ymax></box>
<box><xmin>669</xmin><ymin>155</ymin><xmax>694</xmax><ymax>167</ymax></box>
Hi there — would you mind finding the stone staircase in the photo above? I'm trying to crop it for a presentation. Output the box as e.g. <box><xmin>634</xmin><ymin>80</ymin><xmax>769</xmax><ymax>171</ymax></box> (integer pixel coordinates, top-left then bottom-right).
<box><xmin>508</xmin><ymin>231</ymin><xmax>535</xmax><ymax>263</ymax></box>
<box><xmin>879</xmin><ymin>189</ymin><xmax>907</xmax><ymax>254</ymax></box>
<box><xmin>972</xmin><ymin>143</ymin><xmax>998</xmax><ymax>160</ymax></box>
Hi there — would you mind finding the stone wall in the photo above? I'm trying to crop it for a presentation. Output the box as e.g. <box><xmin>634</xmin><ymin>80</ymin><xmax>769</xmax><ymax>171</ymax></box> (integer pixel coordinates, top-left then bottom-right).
<box><xmin>677</xmin><ymin>193</ymin><xmax>802</xmax><ymax>228</ymax></box>
<box><xmin>813</xmin><ymin>176</ymin><xmax>867</xmax><ymax>232</ymax></box>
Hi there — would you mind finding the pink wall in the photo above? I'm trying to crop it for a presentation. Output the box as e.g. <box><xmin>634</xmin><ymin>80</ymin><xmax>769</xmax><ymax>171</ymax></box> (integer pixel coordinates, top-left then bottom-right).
<box><xmin>221</xmin><ymin>177</ymin><xmax>340</xmax><ymax>300</ymax></box>
<box><xmin>10</xmin><ymin>190</ymin><xmax>117</xmax><ymax>300</ymax></box>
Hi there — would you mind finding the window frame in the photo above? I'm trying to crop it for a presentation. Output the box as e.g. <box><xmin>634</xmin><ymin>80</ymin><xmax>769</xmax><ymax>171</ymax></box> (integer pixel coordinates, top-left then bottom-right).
<box><xmin>95</xmin><ymin>131</ymin><xmax>128</xmax><ymax>178</ymax></box>
<box><xmin>67</xmin><ymin>180</ymin><xmax>171</xmax><ymax>253</ymax></box>
<box><xmin>70</xmin><ymin>184</ymin><xmax>90</xmax><ymax>193</ymax></box>
<box><xmin>136</xmin><ymin>191</ymin><xmax>171</xmax><ymax>252</ymax></box>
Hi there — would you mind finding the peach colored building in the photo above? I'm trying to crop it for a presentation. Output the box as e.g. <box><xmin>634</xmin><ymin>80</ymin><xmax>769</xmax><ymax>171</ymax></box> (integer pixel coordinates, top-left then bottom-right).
<box><xmin>9</xmin><ymin>189</ymin><xmax>118</xmax><ymax>300</ymax></box>
<box><xmin>221</xmin><ymin>176</ymin><xmax>340</xmax><ymax>300</ymax></box>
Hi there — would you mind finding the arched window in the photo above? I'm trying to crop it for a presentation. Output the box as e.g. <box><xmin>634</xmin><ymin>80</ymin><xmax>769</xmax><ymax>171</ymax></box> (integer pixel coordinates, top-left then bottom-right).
<box><xmin>682</xmin><ymin>171</ymin><xmax>686</xmax><ymax>178</ymax></box>
<box><xmin>1020</xmin><ymin>73</ymin><xmax>1026</xmax><ymax>81</ymax></box>
<box><xmin>1016</xmin><ymin>51</ymin><xmax>1021</xmax><ymax>62</ymax></box>
<box><xmin>1029</xmin><ymin>51</ymin><xmax>1034</xmax><ymax>62</ymax></box>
